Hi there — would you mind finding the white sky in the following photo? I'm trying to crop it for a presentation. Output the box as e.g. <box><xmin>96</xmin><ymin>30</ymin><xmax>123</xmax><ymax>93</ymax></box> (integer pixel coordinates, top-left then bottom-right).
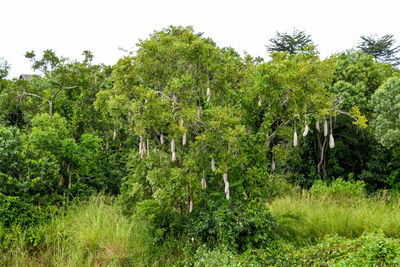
<box><xmin>1</xmin><ymin>0</ymin><xmax>399</xmax><ymax>78</ymax></box>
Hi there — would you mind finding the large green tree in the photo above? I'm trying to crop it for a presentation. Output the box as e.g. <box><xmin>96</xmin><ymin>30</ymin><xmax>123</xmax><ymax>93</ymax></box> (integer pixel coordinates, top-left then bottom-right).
<box><xmin>99</xmin><ymin>26</ymin><xmax>354</xmax><ymax>250</ymax></box>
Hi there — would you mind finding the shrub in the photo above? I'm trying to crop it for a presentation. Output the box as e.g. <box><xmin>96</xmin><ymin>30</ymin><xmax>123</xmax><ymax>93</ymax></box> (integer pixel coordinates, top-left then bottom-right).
<box><xmin>187</xmin><ymin>198</ymin><xmax>277</xmax><ymax>252</ymax></box>
<box><xmin>280</xmin><ymin>233</ymin><xmax>400</xmax><ymax>266</ymax></box>
<box><xmin>310</xmin><ymin>178</ymin><xmax>366</xmax><ymax>199</ymax></box>
<box><xmin>188</xmin><ymin>245</ymin><xmax>261</xmax><ymax>267</ymax></box>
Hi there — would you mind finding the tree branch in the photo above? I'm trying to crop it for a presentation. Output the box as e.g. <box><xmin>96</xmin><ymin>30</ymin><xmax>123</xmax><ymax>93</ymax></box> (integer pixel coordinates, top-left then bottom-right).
<box><xmin>51</xmin><ymin>85</ymin><xmax>79</xmax><ymax>101</ymax></box>
<box><xmin>18</xmin><ymin>91</ymin><xmax>50</xmax><ymax>103</ymax></box>
<box><xmin>332</xmin><ymin>109</ymin><xmax>357</xmax><ymax>120</ymax></box>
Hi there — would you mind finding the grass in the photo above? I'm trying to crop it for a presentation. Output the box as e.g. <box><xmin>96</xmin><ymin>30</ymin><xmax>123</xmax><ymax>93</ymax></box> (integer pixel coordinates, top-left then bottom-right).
<box><xmin>1</xmin><ymin>195</ymin><xmax>146</xmax><ymax>266</ymax></box>
<box><xmin>3</xmin><ymin>186</ymin><xmax>400</xmax><ymax>266</ymax></box>
<box><xmin>268</xmin><ymin>190</ymin><xmax>400</xmax><ymax>245</ymax></box>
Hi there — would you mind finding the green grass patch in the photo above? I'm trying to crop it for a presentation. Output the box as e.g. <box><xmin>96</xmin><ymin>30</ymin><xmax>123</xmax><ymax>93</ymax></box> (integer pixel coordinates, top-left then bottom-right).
<box><xmin>0</xmin><ymin>195</ymin><xmax>152</xmax><ymax>266</ymax></box>
<box><xmin>269</xmin><ymin>190</ymin><xmax>400</xmax><ymax>245</ymax></box>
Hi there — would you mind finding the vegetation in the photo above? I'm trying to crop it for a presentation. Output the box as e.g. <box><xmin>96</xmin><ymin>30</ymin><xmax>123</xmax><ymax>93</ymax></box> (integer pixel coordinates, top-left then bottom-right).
<box><xmin>1</xmin><ymin>25</ymin><xmax>400</xmax><ymax>265</ymax></box>
<box><xmin>358</xmin><ymin>34</ymin><xmax>400</xmax><ymax>66</ymax></box>
<box><xmin>266</xmin><ymin>28</ymin><xmax>315</xmax><ymax>54</ymax></box>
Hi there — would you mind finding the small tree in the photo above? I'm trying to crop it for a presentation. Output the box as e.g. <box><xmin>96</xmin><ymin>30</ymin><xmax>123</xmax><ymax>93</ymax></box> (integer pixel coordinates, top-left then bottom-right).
<box><xmin>0</xmin><ymin>58</ymin><xmax>10</xmax><ymax>80</ymax></box>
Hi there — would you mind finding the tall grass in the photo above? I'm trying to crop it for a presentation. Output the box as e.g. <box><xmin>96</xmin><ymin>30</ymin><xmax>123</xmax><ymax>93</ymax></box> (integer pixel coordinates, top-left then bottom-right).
<box><xmin>1</xmin><ymin>195</ymin><xmax>151</xmax><ymax>266</ymax></box>
<box><xmin>269</xmin><ymin>190</ymin><xmax>400</xmax><ymax>245</ymax></box>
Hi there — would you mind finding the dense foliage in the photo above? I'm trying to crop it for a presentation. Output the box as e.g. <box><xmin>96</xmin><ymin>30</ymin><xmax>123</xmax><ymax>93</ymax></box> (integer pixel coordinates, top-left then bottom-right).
<box><xmin>0</xmin><ymin>25</ymin><xmax>400</xmax><ymax>265</ymax></box>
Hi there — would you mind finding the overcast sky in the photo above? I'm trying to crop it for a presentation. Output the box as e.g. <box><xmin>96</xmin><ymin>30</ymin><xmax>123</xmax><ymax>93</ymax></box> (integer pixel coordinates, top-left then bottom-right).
<box><xmin>1</xmin><ymin>0</ymin><xmax>399</xmax><ymax>78</ymax></box>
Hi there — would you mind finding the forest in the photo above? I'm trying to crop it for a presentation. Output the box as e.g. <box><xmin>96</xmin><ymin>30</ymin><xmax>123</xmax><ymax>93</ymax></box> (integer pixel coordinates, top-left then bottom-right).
<box><xmin>1</xmin><ymin>26</ymin><xmax>400</xmax><ymax>266</ymax></box>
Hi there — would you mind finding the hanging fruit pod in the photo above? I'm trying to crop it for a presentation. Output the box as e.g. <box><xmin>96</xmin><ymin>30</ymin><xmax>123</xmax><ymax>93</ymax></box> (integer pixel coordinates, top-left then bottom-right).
<box><xmin>329</xmin><ymin>115</ymin><xmax>334</xmax><ymax>148</ymax></box>
<box><xmin>189</xmin><ymin>195</ymin><xmax>193</xmax><ymax>213</ymax></box>
<box><xmin>182</xmin><ymin>133</ymin><xmax>187</xmax><ymax>146</ymax></box>
<box><xmin>293</xmin><ymin>131</ymin><xmax>298</xmax><ymax>147</ymax></box>
<box><xmin>258</xmin><ymin>95</ymin><xmax>262</xmax><ymax>106</ymax></box>
<box><xmin>303</xmin><ymin>124</ymin><xmax>309</xmax><ymax>137</ymax></box>
<box><xmin>113</xmin><ymin>129</ymin><xmax>117</xmax><ymax>141</ymax></box>
<box><xmin>329</xmin><ymin>133</ymin><xmax>335</xmax><ymax>149</ymax></box>
<box><xmin>223</xmin><ymin>172</ymin><xmax>230</xmax><ymax>200</ymax></box>
<box><xmin>201</xmin><ymin>177</ymin><xmax>207</xmax><ymax>190</ymax></box>
<box><xmin>324</xmin><ymin>119</ymin><xmax>328</xmax><ymax>137</ymax></box>
<box><xmin>211</xmin><ymin>158</ymin><xmax>216</xmax><ymax>172</ymax></box>
<box><xmin>146</xmin><ymin>139</ymin><xmax>150</xmax><ymax>156</ymax></box>
<box><xmin>206</xmin><ymin>87</ymin><xmax>211</xmax><ymax>102</ymax></box>
<box><xmin>271</xmin><ymin>160</ymin><xmax>276</xmax><ymax>171</ymax></box>
<box><xmin>171</xmin><ymin>139</ymin><xmax>176</xmax><ymax>161</ymax></box>
<box><xmin>160</xmin><ymin>133</ymin><xmax>164</xmax><ymax>144</ymax></box>
<box><xmin>139</xmin><ymin>135</ymin><xmax>145</xmax><ymax>158</ymax></box>
<box><xmin>139</xmin><ymin>135</ymin><xmax>142</xmax><ymax>154</ymax></box>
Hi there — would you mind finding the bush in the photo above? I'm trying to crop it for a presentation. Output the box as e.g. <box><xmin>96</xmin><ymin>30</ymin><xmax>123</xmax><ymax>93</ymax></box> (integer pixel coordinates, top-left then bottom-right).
<box><xmin>188</xmin><ymin>245</ymin><xmax>261</xmax><ymax>267</ymax></box>
<box><xmin>188</xmin><ymin>198</ymin><xmax>277</xmax><ymax>252</ymax></box>
<box><xmin>280</xmin><ymin>233</ymin><xmax>400</xmax><ymax>266</ymax></box>
<box><xmin>310</xmin><ymin>178</ymin><xmax>366</xmax><ymax>199</ymax></box>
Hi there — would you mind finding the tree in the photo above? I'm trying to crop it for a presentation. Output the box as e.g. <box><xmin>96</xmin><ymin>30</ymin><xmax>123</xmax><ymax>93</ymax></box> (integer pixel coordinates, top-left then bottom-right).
<box><xmin>371</xmin><ymin>77</ymin><xmax>400</xmax><ymax>148</ymax></box>
<box><xmin>357</xmin><ymin>34</ymin><xmax>400</xmax><ymax>66</ymax></box>
<box><xmin>0</xmin><ymin>125</ymin><xmax>60</xmax><ymax>226</ymax></box>
<box><xmin>102</xmin><ymin>26</ymin><xmax>283</xmax><ymax>249</ymax></box>
<box><xmin>247</xmin><ymin>51</ymin><xmax>337</xmax><ymax>180</ymax></box>
<box><xmin>28</xmin><ymin>113</ymin><xmax>104</xmax><ymax>195</ymax></box>
<box><xmin>19</xmin><ymin>50</ymin><xmax>82</xmax><ymax>119</ymax></box>
<box><xmin>317</xmin><ymin>51</ymin><xmax>397</xmax><ymax>189</ymax></box>
<box><xmin>266</xmin><ymin>28</ymin><xmax>315</xmax><ymax>54</ymax></box>
<box><xmin>100</xmin><ymin>26</ymin><xmax>363</xmax><ymax>250</ymax></box>
<box><xmin>0</xmin><ymin>58</ymin><xmax>10</xmax><ymax>80</ymax></box>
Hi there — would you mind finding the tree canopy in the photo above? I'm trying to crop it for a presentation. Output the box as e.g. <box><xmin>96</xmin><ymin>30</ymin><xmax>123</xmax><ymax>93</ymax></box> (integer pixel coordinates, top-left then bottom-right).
<box><xmin>357</xmin><ymin>34</ymin><xmax>400</xmax><ymax>66</ymax></box>
<box><xmin>266</xmin><ymin>29</ymin><xmax>315</xmax><ymax>54</ymax></box>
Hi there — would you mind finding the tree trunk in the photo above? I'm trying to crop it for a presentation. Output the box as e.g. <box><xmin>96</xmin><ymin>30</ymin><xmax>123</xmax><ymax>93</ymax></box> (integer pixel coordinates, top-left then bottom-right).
<box><xmin>67</xmin><ymin>163</ymin><xmax>72</xmax><ymax>189</ymax></box>
<box><xmin>49</xmin><ymin>101</ymin><xmax>53</xmax><ymax>120</ymax></box>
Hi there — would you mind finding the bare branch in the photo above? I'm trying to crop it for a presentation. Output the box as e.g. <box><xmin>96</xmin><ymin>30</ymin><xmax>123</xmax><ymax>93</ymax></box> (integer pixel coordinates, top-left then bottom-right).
<box><xmin>18</xmin><ymin>91</ymin><xmax>50</xmax><ymax>103</ymax></box>
<box><xmin>51</xmin><ymin>85</ymin><xmax>79</xmax><ymax>101</ymax></box>
<box><xmin>332</xmin><ymin>109</ymin><xmax>357</xmax><ymax>120</ymax></box>
<box><xmin>317</xmin><ymin>136</ymin><xmax>327</xmax><ymax>173</ymax></box>
<box><xmin>154</xmin><ymin>90</ymin><xmax>171</xmax><ymax>101</ymax></box>
<box><xmin>48</xmin><ymin>77</ymin><xmax>62</xmax><ymax>87</ymax></box>
<box><xmin>265</xmin><ymin>119</ymin><xmax>291</xmax><ymax>146</ymax></box>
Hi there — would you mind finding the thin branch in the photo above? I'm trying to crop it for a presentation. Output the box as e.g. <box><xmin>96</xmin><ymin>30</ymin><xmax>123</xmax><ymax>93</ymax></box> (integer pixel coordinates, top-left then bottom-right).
<box><xmin>154</xmin><ymin>90</ymin><xmax>172</xmax><ymax>101</ymax></box>
<box><xmin>51</xmin><ymin>85</ymin><xmax>79</xmax><ymax>101</ymax></box>
<box><xmin>317</xmin><ymin>136</ymin><xmax>327</xmax><ymax>173</ymax></box>
<box><xmin>48</xmin><ymin>77</ymin><xmax>62</xmax><ymax>87</ymax></box>
<box><xmin>265</xmin><ymin>119</ymin><xmax>291</xmax><ymax>145</ymax></box>
<box><xmin>332</xmin><ymin>109</ymin><xmax>357</xmax><ymax>120</ymax></box>
<box><xmin>18</xmin><ymin>92</ymin><xmax>50</xmax><ymax>103</ymax></box>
